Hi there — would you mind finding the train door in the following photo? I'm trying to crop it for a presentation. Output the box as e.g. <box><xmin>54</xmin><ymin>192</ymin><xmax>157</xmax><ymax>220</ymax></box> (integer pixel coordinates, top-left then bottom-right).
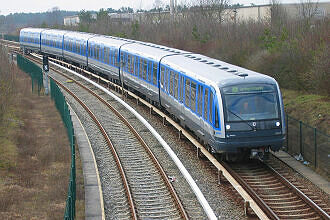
<box><xmin>197</xmin><ymin>83</ymin><xmax>204</xmax><ymax>135</ymax></box>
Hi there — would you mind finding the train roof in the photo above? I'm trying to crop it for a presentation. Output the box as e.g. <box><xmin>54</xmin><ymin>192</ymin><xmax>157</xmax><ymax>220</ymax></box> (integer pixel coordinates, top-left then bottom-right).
<box><xmin>88</xmin><ymin>35</ymin><xmax>134</xmax><ymax>48</ymax></box>
<box><xmin>41</xmin><ymin>29</ymin><xmax>70</xmax><ymax>36</ymax></box>
<box><xmin>121</xmin><ymin>42</ymin><xmax>188</xmax><ymax>61</ymax></box>
<box><xmin>63</xmin><ymin>31</ymin><xmax>96</xmax><ymax>41</ymax></box>
<box><xmin>162</xmin><ymin>53</ymin><xmax>276</xmax><ymax>88</ymax></box>
<box><xmin>20</xmin><ymin>28</ymin><xmax>46</xmax><ymax>34</ymax></box>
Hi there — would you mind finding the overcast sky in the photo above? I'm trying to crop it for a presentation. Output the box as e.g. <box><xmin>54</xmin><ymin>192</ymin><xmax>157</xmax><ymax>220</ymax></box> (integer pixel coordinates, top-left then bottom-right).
<box><xmin>0</xmin><ymin>0</ymin><xmax>326</xmax><ymax>15</ymax></box>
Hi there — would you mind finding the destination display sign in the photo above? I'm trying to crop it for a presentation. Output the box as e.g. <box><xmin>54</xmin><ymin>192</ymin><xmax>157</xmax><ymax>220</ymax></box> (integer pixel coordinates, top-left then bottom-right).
<box><xmin>223</xmin><ymin>84</ymin><xmax>275</xmax><ymax>94</ymax></box>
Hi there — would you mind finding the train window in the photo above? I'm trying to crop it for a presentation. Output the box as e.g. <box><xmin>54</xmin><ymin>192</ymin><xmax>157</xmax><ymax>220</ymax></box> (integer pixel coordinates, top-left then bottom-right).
<box><xmin>143</xmin><ymin>59</ymin><xmax>147</xmax><ymax>80</ymax></box>
<box><xmin>139</xmin><ymin>58</ymin><xmax>143</xmax><ymax>78</ymax></box>
<box><xmin>198</xmin><ymin>84</ymin><xmax>203</xmax><ymax>116</ymax></box>
<box><xmin>114</xmin><ymin>51</ymin><xmax>118</xmax><ymax>67</ymax></box>
<box><xmin>209</xmin><ymin>92</ymin><xmax>213</xmax><ymax>124</ymax></box>
<box><xmin>185</xmin><ymin>78</ymin><xmax>190</xmax><ymax>107</ymax></box>
<box><xmin>164</xmin><ymin>68</ymin><xmax>168</xmax><ymax>92</ymax></box>
<box><xmin>169</xmin><ymin>70</ymin><xmax>174</xmax><ymax>96</ymax></box>
<box><xmin>110</xmin><ymin>49</ymin><xmax>114</xmax><ymax>65</ymax></box>
<box><xmin>104</xmin><ymin>47</ymin><xmax>108</xmax><ymax>64</ymax></box>
<box><xmin>215</xmin><ymin>106</ymin><xmax>219</xmax><ymax>128</ymax></box>
<box><xmin>127</xmin><ymin>55</ymin><xmax>131</xmax><ymax>73</ymax></box>
<box><xmin>130</xmin><ymin>55</ymin><xmax>134</xmax><ymax>74</ymax></box>
<box><xmin>96</xmin><ymin>45</ymin><xmax>100</xmax><ymax>60</ymax></box>
<box><xmin>134</xmin><ymin>56</ymin><xmax>138</xmax><ymax>76</ymax></box>
<box><xmin>204</xmin><ymin>88</ymin><xmax>209</xmax><ymax>120</ymax></box>
<box><xmin>125</xmin><ymin>54</ymin><xmax>128</xmax><ymax>71</ymax></box>
<box><xmin>174</xmin><ymin>72</ymin><xmax>179</xmax><ymax>99</ymax></box>
<box><xmin>160</xmin><ymin>66</ymin><xmax>165</xmax><ymax>89</ymax></box>
<box><xmin>191</xmin><ymin>81</ymin><xmax>197</xmax><ymax>112</ymax></box>
<box><xmin>148</xmin><ymin>61</ymin><xmax>153</xmax><ymax>82</ymax></box>
<box><xmin>153</xmin><ymin>62</ymin><xmax>158</xmax><ymax>85</ymax></box>
<box><xmin>180</xmin><ymin>75</ymin><xmax>184</xmax><ymax>103</ymax></box>
<box><xmin>89</xmin><ymin>45</ymin><xmax>92</xmax><ymax>57</ymax></box>
<box><xmin>128</xmin><ymin>55</ymin><xmax>132</xmax><ymax>73</ymax></box>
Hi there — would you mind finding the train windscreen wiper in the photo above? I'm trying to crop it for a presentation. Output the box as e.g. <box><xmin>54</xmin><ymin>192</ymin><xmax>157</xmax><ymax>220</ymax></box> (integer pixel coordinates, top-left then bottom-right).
<box><xmin>227</xmin><ymin>109</ymin><xmax>256</xmax><ymax>131</ymax></box>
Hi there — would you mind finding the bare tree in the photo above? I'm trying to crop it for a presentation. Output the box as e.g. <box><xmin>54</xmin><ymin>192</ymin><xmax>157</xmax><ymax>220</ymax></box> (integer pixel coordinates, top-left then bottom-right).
<box><xmin>297</xmin><ymin>0</ymin><xmax>319</xmax><ymax>20</ymax></box>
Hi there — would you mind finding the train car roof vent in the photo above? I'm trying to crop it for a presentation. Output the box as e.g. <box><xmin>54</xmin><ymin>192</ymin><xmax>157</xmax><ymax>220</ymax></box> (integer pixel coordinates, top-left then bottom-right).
<box><xmin>228</xmin><ymin>70</ymin><xmax>237</xmax><ymax>73</ymax></box>
<box><xmin>238</xmin><ymin>73</ymin><xmax>248</xmax><ymax>77</ymax></box>
<box><xmin>213</xmin><ymin>64</ymin><xmax>221</xmax><ymax>67</ymax></box>
<box><xmin>194</xmin><ymin>58</ymin><xmax>202</xmax><ymax>60</ymax></box>
<box><xmin>220</xmin><ymin>67</ymin><xmax>229</xmax><ymax>70</ymax></box>
<box><xmin>207</xmin><ymin>62</ymin><xmax>214</xmax><ymax>65</ymax></box>
<box><xmin>200</xmin><ymin>60</ymin><xmax>207</xmax><ymax>63</ymax></box>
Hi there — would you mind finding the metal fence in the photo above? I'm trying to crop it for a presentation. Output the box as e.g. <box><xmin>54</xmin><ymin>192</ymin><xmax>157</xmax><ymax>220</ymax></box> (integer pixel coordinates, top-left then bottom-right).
<box><xmin>17</xmin><ymin>54</ymin><xmax>43</xmax><ymax>95</ymax></box>
<box><xmin>50</xmin><ymin>79</ymin><xmax>76</xmax><ymax>220</ymax></box>
<box><xmin>3</xmin><ymin>34</ymin><xmax>19</xmax><ymax>42</ymax></box>
<box><xmin>286</xmin><ymin>114</ymin><xmax>329</xmax><ymax>176</ymax></box>
<box><xmin>17</xmin><ymin>55</ymin><xmax>76</xmax><ymax>219</ymax></box>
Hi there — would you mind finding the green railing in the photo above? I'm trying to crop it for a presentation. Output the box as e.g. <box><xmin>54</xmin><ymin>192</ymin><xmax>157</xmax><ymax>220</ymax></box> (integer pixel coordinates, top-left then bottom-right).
<box><xmin>17</xmin><ymin>54</ymin><xmax>43</xmax><ymax>95</ymax></box>
<box><xmin>3</xmin><ymin>34</ymin><xmax>19</xmax><ymax>42</ymax></box>
<box><xmin>285</xmin><ymin>114</ymin><xmax>329</xmax><ymax>176</ymax></box>
<box><xmin>50</xmin><ymin>79</ymin><xmax>76</xmax><ymax>219</ymax></box>
<box><xmin>17</xmin><ymin>54</ymin><xmax>76</xmax><ymax>219</ymax></box>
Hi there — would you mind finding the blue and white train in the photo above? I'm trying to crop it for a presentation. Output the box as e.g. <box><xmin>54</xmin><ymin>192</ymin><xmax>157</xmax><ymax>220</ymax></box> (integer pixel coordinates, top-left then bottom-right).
<box><xmin>20</xmin><ymin>28</ymin><xmax>286</xmax><ymax>160</ymax></box>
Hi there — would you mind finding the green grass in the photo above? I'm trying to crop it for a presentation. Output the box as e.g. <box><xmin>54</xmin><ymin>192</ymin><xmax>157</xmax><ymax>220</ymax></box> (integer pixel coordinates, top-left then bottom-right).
<box><xmin>0</xmin><ymin>137</ymin><xmax>18</xmax><ymax>170</ymax></box>
<box><xmin>282</xmin><ymin>89</ymin><xmax>330</xmax><ymax>134</ymax></box>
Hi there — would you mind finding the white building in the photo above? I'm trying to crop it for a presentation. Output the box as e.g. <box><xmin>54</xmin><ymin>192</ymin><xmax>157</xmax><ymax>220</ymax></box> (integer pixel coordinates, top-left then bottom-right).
<box><xmin>64</xmin><ymin>15</ymin><xmax>80</xmax><ymax>26</ymax></box>
<box><xmin>64</xmin><ymin>13</ymin><xmax>97</xmax><ymax>26</ymax></box>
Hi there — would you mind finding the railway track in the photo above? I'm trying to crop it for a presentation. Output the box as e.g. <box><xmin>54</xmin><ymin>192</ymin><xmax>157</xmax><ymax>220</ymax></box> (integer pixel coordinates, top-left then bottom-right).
<box><xmin>5</xmin><ymin>41</ymin><xmax>328</xmax><ymax>219</ymax></box>
<box><xmin>226</xmin><ymin>159</ymin><xmax>330</xmax><ymax>219</ymax></box>
<box><xmin>25</xmin><ymin>53</ymin><xmax>209</xmax><ymax>219</ymax></box>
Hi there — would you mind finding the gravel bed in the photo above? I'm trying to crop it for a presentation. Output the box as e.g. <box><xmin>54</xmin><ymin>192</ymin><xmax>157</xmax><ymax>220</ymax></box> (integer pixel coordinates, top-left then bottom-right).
<box><xmin>50</xmin><ymin>72</ymin><xmax>132</xmax><ymax>219</ymax></box>
<box><xmin>49</xmin><ymin>71</ymin><xmax>209</xmax><ymax>219</ymax></box>
<box><xmin>98</xmin><ymin>93</ymin><xmax>248</xmax><ymax>219</ymax></box>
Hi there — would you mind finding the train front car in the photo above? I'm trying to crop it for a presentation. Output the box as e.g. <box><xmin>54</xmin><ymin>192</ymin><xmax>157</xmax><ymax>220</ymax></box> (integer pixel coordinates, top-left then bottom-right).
<box><xmin>163</xmin><ymin>53</ymin><xmax>285</xmax><ymax>161</ymax></box>
<box><xmin>20</xmin><ymin>28</ymin><xmax>45</xmax><ymax>54</ymax></box>
<box><xmin>218</xmin><ymin>71</ymin><xmax>286</xmax><ymax>161</ymax></box>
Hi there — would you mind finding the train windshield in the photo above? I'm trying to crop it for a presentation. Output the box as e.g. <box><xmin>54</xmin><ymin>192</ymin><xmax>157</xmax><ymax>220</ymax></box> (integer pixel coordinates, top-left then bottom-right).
<box><xmin>223</xmin><ymin>84</ymin><xmax>279</xmax><ymax>122</ymax></box>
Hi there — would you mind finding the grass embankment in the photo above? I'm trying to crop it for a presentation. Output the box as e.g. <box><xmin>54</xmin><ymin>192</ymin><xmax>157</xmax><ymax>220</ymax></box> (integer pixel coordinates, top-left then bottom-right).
<box><xmin>0</xmin><ymin>55</ymin><xmax>84</xmax><ymax>219</ymax></box>
<box><xmin>282</xmin><ymin>89</ymin><xmax>329</xmax><ymax>134</ymax></box>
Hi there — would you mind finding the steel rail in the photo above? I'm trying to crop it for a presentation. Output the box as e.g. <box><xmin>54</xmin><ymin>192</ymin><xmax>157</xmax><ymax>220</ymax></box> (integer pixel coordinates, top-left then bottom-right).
<box><xmin>221</xmin><ymin>161</ymin><xmax>280</xmax><ymax>220</ymax></box>
<box><xmin>265</xmin><ymin>163</ymin><xmax>330</xmax><ymax>219</ymax></box>
<box><xmin>71</xmin><ymin>77</ymin><xmax>190</xmax><ymax>220</ymax></box>
<box><xmin>49</xmin><ymin>76</ymin><xmax>138</xmax><ymax>220</ymax></box>
<box><xmin>28</xmin><ymin>54</ymin><xmax>189</xmax><ymax>220</ymax></box>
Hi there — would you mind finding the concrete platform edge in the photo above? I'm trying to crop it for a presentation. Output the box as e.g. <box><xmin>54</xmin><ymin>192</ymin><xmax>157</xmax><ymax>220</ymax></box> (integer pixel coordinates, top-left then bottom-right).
<box><xmin>69</xmin><ymin>105</ymin><xmax>105</xmax><ymax>220</ymax></box>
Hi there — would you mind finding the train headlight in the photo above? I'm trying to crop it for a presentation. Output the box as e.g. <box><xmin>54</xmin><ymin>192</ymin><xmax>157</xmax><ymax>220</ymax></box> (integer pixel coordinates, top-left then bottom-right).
<box><xmin>276</xmin><ymin>122</ymin><xmax>280</xmax><ymax>127</ymax></box>
<box><xmin>226</xmin><ymin>124</ymin><xmax>231</xmax><ymax>130</ymax></box>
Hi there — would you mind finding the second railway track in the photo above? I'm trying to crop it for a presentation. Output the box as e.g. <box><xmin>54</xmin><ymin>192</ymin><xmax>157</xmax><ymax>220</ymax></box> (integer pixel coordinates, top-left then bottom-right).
<box><xmin>226</xmin><ymin>159</ymin><xmax>330</xmax><ymax>220</ymax></box>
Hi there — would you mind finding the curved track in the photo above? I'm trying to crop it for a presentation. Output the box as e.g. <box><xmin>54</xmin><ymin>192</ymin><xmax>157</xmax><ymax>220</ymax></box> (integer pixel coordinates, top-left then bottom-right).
<box><xmin>27</xmin><ymin>54</ymin><xmax>189</xmax><ymax>219</ymax></box>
